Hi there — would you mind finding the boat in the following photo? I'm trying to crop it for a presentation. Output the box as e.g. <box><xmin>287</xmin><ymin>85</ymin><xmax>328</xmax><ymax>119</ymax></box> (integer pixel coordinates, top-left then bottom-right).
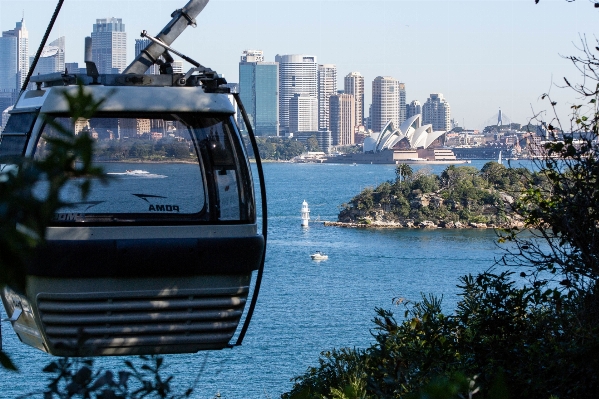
<box><xmin>0</xmin><ymin>0</ymin><xmax>267</xmax><ymax>357</ymax></box>
<box><xmin>310</xmin><ymin>251</ymin><xmax>329</xmax><ymax>261</ymax></box>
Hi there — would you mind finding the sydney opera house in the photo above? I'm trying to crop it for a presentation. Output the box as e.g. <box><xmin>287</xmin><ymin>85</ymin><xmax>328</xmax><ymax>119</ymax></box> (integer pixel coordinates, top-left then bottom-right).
<box><xmin>329</xmin><ymin>114</ymin><xmax>464</xmax><ymax>164</ymax></box>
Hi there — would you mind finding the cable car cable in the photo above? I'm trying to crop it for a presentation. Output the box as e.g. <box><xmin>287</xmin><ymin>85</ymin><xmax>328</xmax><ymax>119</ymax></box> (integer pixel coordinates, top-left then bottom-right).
<box><xmin>233</xmin><ymin>92</ymin><xmax>268</xmax><ymax>346</ymax></box>
<box><xmin>17</xmin><ymin>0</ymin><xmax>65</xmax><ymax>103</ymax></box>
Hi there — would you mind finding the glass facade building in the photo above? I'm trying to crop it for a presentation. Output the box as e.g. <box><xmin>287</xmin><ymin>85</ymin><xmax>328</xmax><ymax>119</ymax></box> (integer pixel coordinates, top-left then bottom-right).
<box><xmin>1</xmin><ymin>18</ymin><xmax>28</xmax><ymax>91</ymax></box>
<box><xmin>0</xmin><ymin>36</ymin><xmax>17</xmax><ymax>91</ymax></box>
<box><xmin>239</xmin><ymin>51</ymin><xmax>279</xmax><ymax>136</ymax></box>
<box><xmin>91</xmin><ymin>18</ymin><xmax>127</xmax><ymax>74</ymax></box>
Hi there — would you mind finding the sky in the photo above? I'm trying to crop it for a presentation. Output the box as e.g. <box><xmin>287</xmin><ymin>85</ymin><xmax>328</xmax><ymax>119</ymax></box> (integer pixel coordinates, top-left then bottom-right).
<box><xmin>0</xmin><ymin>0</ymin><xmax>597</xmax><ymax>130</ymax></box>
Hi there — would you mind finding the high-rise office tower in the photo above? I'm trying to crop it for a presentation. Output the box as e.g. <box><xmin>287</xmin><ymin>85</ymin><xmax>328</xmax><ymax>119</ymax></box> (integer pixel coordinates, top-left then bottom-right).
<box><xmin>289</xmin><ymin>93</ymin><xmax>318</xmax><ymax>133</ymax></box>
<box><xmin>406</xmin><ymin>100</ymin><xmax>422</xmax><ymax>120</ymax></box>
<box><xmin>371</xmin><ymin>76</ymin><xmax>400</xmax><ymax>132</ymax></box>
<box><xmin>33</xmin><ymin>37</ymin><xmax>65</xmax><ymax>76</ymax></box>
<box><xmin>134</xmin><ymin>38</ymin><xmax>159</xmax><ymax>75</ymax></box>
<box><xmin>239</xmin><ymin>50</ymin><xmax>279</xmax><ymax>136</ymax></box>
<box><xmin>423</xmin><ymin>93</ymin><xmax>451</xmax><ymax>131</ymax></box>
<box><xmin>0</xmin><ymin>36</ymin><xmax>17</xmax><ymax>92</ymax></box>
<box><xmin>91</xmin><ymin>18</ymin><xmax>126</xmax><ymax>74</ymax></box>
<box><xmin>275</xmin><ymin>54</ymin><xmax>318</xmax><ymax>134</ymax></box>
<box><xmin>344</xmin><ymin>72</ymin><xmax>364</xmax><ymax>128</ymax></box>
<box><xmin>329</xmin><ymin>93</ymin><xmax>355</xmax><ymax>146</ymax></box>
<box><xmin>318</xmin><ymin>64</ymin><xmax>337</xmax><ymax>131</ymax></box>
<box><xmin>399</xmin><ymin>83</ymin><xmax>406</xmax><ymax>124</ymax></box>
<box><xmin>1</xmin><ymin>18</ymin><xmax>29</xmax><ymax>91</ymax></box>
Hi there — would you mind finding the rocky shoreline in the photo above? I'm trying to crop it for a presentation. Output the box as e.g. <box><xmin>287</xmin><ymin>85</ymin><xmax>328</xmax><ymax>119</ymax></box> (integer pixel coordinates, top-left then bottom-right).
<box><xmin>324</xmin><ymin>219</ymin><xmax>523</xmax><ymax>229</ymax></box>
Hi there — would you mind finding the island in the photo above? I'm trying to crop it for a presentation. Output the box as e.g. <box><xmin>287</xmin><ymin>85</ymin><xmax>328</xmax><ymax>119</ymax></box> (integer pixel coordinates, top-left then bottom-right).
<box><xmin>327</xmin><ymin>162</ymin><xmax>538</xmax><ymax>229</ymax></box>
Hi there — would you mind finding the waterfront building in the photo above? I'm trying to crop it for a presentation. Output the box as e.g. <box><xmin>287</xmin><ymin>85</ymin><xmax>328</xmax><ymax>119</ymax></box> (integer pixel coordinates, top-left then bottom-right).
<box><xmin>293</xmin><ymin>130</ymin><xmax>332</xmax><ymax>154</ymax></box>
<box><xmin>344</xmin><ymin>72</ymin><xmax>364</xmax><ymax>128</ymax></box>
<box><xmin>0</xmin><ymin>18</ymin><xmax>28</xmax><ymax>91</ymax></box>
<box><xmin>120</xmin><ymin>117</ymin><xmax>151</xmax><ymax>137</ymax></box>
<box><xmin>239</xmin><ymin>50</ymin><xmax>279</xmax><ymax>136</ymax></box>
<box><xmin>364</xmin><ymin>114</ymin><xmax>446</xmax><ymax>153</ymax></box>
<box><xmin>91</xmin><ymin>18</ymin><xmax>126</xmax><ymax>74</ymax></box>
<box><xmin>329</xmin><ymin>94</ymin><xmax>355</xmax><ymax>146</ymax></box>
<box><xmin>289</xmin><ymin>93</ymin><xmax>318</xmax><ymax>133</ymax></box>
<box><xmin>32</xmin><ymin>37</ymin><xmax>65</xmax><ymax>76</ymax></box>
<box><xmin>318</xmin><ymin>64</ymin><xmax>337</xmax><ymax>131</ymax></box>
<box><xmin>422</xmin><ymin>93</ymin><xmax>451</xmax><ymax>132</ymax></box>
<box><xmin>275</xmin><ymin>54</ymin><xmax>318</xmax><ymax>135</ymax></box>
<box><xmin>406</xmin><ymin>100</ymin><xmax>422</xmax><ymax>120</ymax></box>
<box><xmin>371</xmin><ymin>76</ymin><xmax>400</xmax><ymax>133</ymax></box>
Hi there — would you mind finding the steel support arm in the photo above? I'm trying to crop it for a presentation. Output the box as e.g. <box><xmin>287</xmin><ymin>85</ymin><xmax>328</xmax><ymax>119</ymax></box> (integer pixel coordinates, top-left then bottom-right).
<box><xmin>123</xmin><ymin>0</ymin><xmax>209</xmax><ymax>75</ymax></box>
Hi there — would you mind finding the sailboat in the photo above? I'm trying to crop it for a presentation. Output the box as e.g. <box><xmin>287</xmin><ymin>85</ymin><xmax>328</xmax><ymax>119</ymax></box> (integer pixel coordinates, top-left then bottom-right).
<box><xmin>498</xmin><ymin>150</ymin><xmax>503</xmax><ymax>164</ymax></box>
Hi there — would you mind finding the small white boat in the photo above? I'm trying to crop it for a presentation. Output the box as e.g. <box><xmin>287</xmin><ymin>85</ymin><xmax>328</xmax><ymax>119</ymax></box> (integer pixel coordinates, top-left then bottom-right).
<box><xmin>126</xmin><ymin>169</ymin><xmax>150</xmax><ymax>175</ymax></box>
<box><xmin>310</xmin><ymin>251</ymin><xmax>328</xmax><ymax>261</ymax></box>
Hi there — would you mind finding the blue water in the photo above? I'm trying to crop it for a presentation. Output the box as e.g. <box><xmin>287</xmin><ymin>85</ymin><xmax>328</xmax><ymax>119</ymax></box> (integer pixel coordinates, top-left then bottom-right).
<box><xmin>1</xmin><ymin>160</ymin><xmax>521</xmax><ymax>398</ymax></box>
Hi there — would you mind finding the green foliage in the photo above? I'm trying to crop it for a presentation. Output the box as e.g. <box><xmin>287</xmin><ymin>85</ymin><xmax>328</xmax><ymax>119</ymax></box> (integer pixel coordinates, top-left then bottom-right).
<box><xmin>282</xmin><ymin>348</ymin><xmax>368</xmax><ymax>399</ymax></box>
<box><xmin>255</xmin><ymin>136</ymin><xmax>306</xmax><ymax>160</ymax></box>
<box><xmin>307</xmin><ymin>135</ymin><xmax>321</xmax><ymax>152</ymax></box>
<box><xmin>91</xmin><ymin>138</ymin><xmax>194</xmax><ymax>162</ymax></box>
<box><xmin>20</xmin><ymin>355</ymin><xmax>196</xmax><ymax>399</ymax></box>
<box><xmin>394</xmin><ymin>163</ymin><xmax>413</xmax><ymax>183</ymax></box>
<box><xmin>342</xmin><ymin>162</ymin><xmax>528</xmax><ymax>226</ymax></box>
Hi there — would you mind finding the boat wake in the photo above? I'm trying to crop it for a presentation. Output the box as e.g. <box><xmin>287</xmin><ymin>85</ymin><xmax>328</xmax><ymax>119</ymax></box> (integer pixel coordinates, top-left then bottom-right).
<box><xmin>107</xmin><ymin>170</ymin><xmax>167</xmax><ymax>178</ymax></box>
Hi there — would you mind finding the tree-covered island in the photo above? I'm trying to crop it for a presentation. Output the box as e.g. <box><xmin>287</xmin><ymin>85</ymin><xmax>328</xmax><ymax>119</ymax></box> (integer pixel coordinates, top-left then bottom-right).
<box><xmin>330</xmin><ymin>162</ymin><xmax>542</xmax><ymax>229</ymax></box>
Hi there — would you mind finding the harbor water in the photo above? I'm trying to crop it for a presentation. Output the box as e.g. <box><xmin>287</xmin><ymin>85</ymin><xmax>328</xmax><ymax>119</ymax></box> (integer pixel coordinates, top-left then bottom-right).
<box><xmin>1</xmin><ymin>160</ymin><xmax>523</xmax><ymax>398</ymax></box>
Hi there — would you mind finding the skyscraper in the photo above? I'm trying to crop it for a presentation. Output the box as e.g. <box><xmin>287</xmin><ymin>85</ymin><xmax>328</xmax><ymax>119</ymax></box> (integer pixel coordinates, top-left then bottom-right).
<box><xmin>289</xmin><ymin>93</ymin><xmax>318</xmax><ymax>133</ymax></box>
<box><xmin>32</xmin><ymin>37</ymin><xmax>65</xmax><ymax>76</ymax></box>
<box><xmin>423</xmin><ymin>93</ymin><xmax>451</xmax><ymax>131</ymax></box>
<box><xmin>91</xmin><ymin>18</ymin><xmax>126</xmax><ymax>74</ymax></box>
<box><xmin>275</xmin><ymin>54</ymin><xmax>318</xmax><ymax>135</ymax></box>
<box><xmin>371</xmin><ymin>76</ymin><xmax>400</xmax><ymax>132</ymax></box>
<box><xmin>329</xmin><ymin>94</ymin><xmax>355</xmax><ymax>146</ymax></box>
<box><xmin>406</xmin><ymin>100</ymin><xmax>422</xmax><ymax>120</ymax></box>
<box><xmin>0</xmin><ymin>36</ymin><xmax>17</xmax><ymax>92</ymax></box>
<box><xmin>239</xmin><ymin>50</ymin><xmax>279</xmax><ymax>136</ymax></box>
<box><xmin>134</xmin><ymin>39</ymin><xmax>159</xmax><ymax>75</ymax></box>
<box><xmin>1</xmin><ymin>18</ymin><xmax>29</xmax><ymax>91</ymax></box>
<box><xmin>399</xmin><ymin>83</ymin><xmax>406</xmax><ymax>124</ymax></box>
<box><xmin>344</xmin><ymin>72</ymin><xmax>364</xmax><ymax>128</ymax></box>
<box><xmin>318</xmin><ymin>64</ymin><xmax>337</xmax><ymax>131</ymax></box>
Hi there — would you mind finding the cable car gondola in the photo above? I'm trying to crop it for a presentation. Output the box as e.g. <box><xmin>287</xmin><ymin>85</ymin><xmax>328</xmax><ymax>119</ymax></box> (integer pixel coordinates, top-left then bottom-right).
<box><xmin>0</xmin><ymin>0</ymin><xmax>267</xmax><ymax>356</ymax></box>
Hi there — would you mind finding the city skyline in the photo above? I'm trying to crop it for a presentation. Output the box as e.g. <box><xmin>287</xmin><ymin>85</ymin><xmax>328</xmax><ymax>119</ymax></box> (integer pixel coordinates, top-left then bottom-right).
<box><xmin>0</xmin><ymin>0</ymin><xmax>595</xmax><ymax>129</ymax></box>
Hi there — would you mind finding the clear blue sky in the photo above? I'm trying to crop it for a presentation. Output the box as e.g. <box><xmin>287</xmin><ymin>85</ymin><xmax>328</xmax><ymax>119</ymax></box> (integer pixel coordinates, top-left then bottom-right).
<box><xmin>0</xmin><ymin>0</ymin><xmax>596</xmax><ymax>129</ymax></box>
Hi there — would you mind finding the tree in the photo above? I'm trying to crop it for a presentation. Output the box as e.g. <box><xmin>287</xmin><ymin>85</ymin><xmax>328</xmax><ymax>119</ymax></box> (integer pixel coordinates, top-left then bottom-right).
<box><xmin>500</xmin><ymin>36</ymin><xmax>599</xmax><ymax>293</ymax></box>
<box><xmin>394</xmin><ymin>163</ymin><xmax>413</xmax><ymax>183</ymax></box>
<box><xmin>306</xmin><ymin>135</ymin><xmax>321</xmax><ymax>152</ymax></box>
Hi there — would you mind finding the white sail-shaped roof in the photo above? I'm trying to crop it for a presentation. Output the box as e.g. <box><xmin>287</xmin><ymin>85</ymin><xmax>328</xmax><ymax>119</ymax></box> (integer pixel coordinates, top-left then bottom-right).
<box><xmin>366</xmin><ymin>114</ymin><xmax>447</xmax><ymax>153</ymax></box>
